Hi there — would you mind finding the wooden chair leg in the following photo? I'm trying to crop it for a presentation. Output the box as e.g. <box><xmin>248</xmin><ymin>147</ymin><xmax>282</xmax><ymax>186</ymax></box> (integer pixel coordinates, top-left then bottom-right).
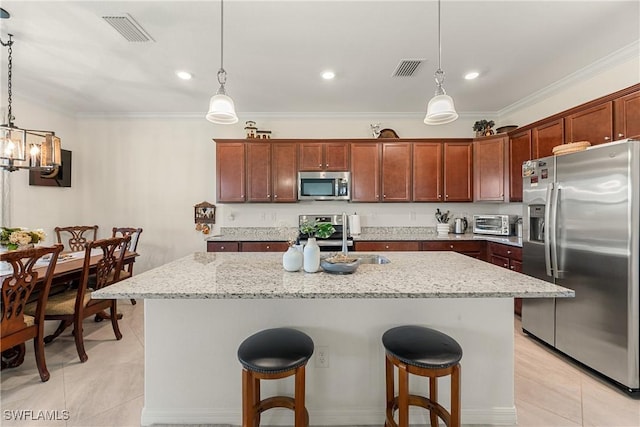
<box><xmin>451</xmin><ymin>364</ymin><xmax>461</xmax><ymax>427</ymax></box>
<box><xmin>398</xmin><ymin>363</ymin><xmax>409</xmax><ymax>427</ymax></box>
<box><xmin>33</xmin><ymin>336</ymin><xmax>50</xmax><ymax>382</ymax></box>
<box><xmin>45</xmin><ymin>319</ymin><xmax>72</xmax><ymax>343</ymax></box>
<box><xmin>110</xmin><ymin>301</ymin><xmax>123</xmax><ymax>340</ymax></box>
<box><xmin>73</xmin><ymin>316</ymin><xmax>88</xmax><ymax>363</ymax></box>
<box><xmin>294</xmin><ymin>365</ymin><xmax>306</xmax><ymax>427</ymax></box>
<box><xmin>430</xmin><ymin>376</ymin><xmax>438</xmax><ymax>427</ymax></box>
<box><xmin>242</xmin><ymin>369</ymin><xmax>254</xmax><ymax>427</ymax></box>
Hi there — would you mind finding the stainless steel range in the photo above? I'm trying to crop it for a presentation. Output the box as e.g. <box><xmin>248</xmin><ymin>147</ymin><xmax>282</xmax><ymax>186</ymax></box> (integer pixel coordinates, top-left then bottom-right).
<box><xmin>297</xmin><ymin>214</ymin><xmax>353</xmax><ymax>252</ymax></box>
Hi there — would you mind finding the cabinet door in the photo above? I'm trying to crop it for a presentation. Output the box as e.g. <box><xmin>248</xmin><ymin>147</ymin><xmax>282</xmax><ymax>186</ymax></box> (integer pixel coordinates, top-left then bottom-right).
<box><xmin>413</xmin><ymin>143</ymin><xmax>443</xmax><ymax>202</ymax></box>
<box><xmin>421</xmin><ymin>241</ymin><xmax>486</xmax><ymax>259</ymax></box>
<box><xmin>299</xmin><ymin>143</ymin><xmax>324</xmax><ymax>171</ymax></box>
<box><xmin>532</xmin><ymin>119</ymin><xmax>563</xmax><ymax>159</ymax></box>
<box><xmin>241</xmin><ymin>242</ymin><xmax>289</xmax><ymax>252</ymax></box>
<box><xmin>509</xmin><ymin>130</ymin><xmax>531</xmax><ymax>202</ymax></box>
<box><xmin>474</xmin><ymin>136</ymin><xmax>507</xmax><ymax>202</ymax></box>
<box><xmin>216</xmin><ymin>143</ymin><xmax>246</xmax><ymax>203</ymax></box>
<box><xmin>490</xmin><ymin>254</ymin><xmax>510</xmax><ymax>269</ymax></box>
<box><xmin>324</xmin><ymin>142</ymin><xmax>350</xmax><ymax>171</ymax></box>
<box><xmin>614</xmin><ymin>91</ymin><xmax>640</xmax><ymax>140</ymax></box>
<box><xmin>381</xmin><ymin>142</ymin><xmax>412</xmax><ymax>202</ymax></box>
<box><xmin>271</xmin><ymin>143</ymin><xmax>298</xmax><ymax>202</ymax></box>
<box><xmin>443</xmin><ymin>142</ymin><xmax>473</xmax><ymax>202</ymax></box>
<box><xmin>350</xmin><ymin>143</ymin><xmax>380</xmax><ymax>202</ymax></box>
<box><xmin>354</xmin><ymin>241</ymin><xmax>420</xmax><ymax>251</ymax></box>
<box><xmin>565</xmin><ymin>101</ymin><xmax>613</xmax><ymax>146</ymax></box>
<box><xmin>246</xmin><ymin>143</ymin><xmax>271</xmax><ymax>202</ymax></box>
<box><xmin>207</xmin><ymin>241</ymin><xmax>240</xmax><ymax>252</ymax></box>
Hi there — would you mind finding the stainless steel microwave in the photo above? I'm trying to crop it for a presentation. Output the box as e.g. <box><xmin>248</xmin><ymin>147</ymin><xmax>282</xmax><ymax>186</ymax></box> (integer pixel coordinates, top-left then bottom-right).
<box><xmin>473</xmin><ymin>214</ymin><xmax>518</xmax><ymax>236</ymax></box>
<box><xmin>298</xmin><ymin>171</ymin><xmax>350</xmax><ymax>201</ymax></box>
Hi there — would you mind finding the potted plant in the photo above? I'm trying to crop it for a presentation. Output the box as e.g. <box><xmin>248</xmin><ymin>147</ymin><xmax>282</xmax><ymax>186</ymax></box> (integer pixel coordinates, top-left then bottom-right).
<box><xmin>299</xmin><ymin>221</ymin><xmax>335</xmax><ymax>239</ymax></box>
<box><xmin>299</xmin><ymin>221</ymin><xmax>335</xmax><ymax>273</ymax></box>
<box><xmin>473</xmin><ymin>120</ymin><xmax>495</xmax><ymax>137</ymax></box>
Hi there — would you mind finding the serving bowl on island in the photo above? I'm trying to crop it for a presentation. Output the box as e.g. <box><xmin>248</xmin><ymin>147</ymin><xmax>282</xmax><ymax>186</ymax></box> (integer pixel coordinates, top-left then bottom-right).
<box><xmin>320</xmin><ymin>254</ymin><xmax>360</xmax><ymax>274</ymax></box>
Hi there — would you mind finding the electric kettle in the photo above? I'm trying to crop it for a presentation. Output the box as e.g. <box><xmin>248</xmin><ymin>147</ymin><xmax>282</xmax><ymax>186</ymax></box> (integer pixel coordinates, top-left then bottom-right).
<box><xmin>453</xmin><ymin>217</ymin><xmax>468</xmax><ymax>234</ymax></box>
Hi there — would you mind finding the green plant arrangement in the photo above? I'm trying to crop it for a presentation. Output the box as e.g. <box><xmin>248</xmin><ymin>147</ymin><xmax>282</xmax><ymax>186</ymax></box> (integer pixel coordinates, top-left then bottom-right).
<box><xmin>473</xmin><ymin>119</ymin><xmax>495</xmax><ymax>136</ymax></box>
<box><xmin>299</xmin><ymin>221</ymin><xmax>335</xmax><ymax>239</ymax></box>
<box><xmin>0</xmin><ymin>227</ymin><xmax>46</xmax><ymax>250</ymax></box>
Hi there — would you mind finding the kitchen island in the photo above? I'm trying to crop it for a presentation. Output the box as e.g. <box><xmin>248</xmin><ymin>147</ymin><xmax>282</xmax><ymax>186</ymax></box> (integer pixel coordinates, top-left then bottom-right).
<box><xmin>93</xmin><ymin>251</ymin><xmax>572</xmax><ymax>426</ymax></box>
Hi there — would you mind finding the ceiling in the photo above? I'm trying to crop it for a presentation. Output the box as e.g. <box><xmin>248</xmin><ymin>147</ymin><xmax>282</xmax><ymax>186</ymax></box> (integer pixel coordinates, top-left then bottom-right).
<box><xmin>0</xmin><ymin>1</ymin><xmax>638</xmax><ymax>117</ymax></box>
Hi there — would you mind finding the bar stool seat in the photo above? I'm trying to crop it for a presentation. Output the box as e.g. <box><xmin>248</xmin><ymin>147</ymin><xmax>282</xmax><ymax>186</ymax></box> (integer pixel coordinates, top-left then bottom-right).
<box><xmin>382</xmin><ymin>325</ymin><xmax>462</xmax><ymax>427</ymax></box>
<box><xmin>238</xmin><ymin>328</ymin><xmax>314</xmax><ymax>427</ymax></box>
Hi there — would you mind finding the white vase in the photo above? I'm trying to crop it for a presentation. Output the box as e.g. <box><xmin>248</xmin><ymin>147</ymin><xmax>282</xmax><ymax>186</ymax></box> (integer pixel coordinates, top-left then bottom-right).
<box><xmin>303</xmin><ymin>238</ymin><xmax>320</xmax><ymax>273</ymax></box>
<box><xmin>282</xmin><ymin>246</ymin><xmax>303</xmax><ymax>272</ymax></box>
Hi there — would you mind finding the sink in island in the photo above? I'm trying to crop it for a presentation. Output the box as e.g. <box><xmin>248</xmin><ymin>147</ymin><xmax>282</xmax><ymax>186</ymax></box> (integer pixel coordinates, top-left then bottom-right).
<box><xmin>93</xmin><ymin>251</ymin><xmax>573</xmax><ymax>426</ymax></box>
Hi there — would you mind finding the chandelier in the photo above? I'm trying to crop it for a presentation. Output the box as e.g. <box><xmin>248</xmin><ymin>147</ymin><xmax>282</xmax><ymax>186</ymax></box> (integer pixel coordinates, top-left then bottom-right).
<box><xmin>0</xmin><ymin>33</ymin><xmax>62</xmax><ymax>172</ymax></box>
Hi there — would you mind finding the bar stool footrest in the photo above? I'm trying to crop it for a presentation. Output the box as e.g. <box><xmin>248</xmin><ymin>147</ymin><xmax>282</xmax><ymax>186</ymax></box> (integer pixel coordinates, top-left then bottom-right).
<box><xmin>385</xmin><ymin>394</ymin><xmax>451</xmax><ymax>427</ymax></box>
<box><xmin>255</xmin><ymin>396</ymin><xmax>309</xmax><ymax>426</ymax></box>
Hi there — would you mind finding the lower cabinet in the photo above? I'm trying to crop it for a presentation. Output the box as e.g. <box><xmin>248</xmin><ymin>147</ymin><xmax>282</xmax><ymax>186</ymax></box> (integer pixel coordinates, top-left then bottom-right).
<box><xmin>421</xmin><ymin>241</ymin><xmax>486</xmax><ymax>259</ymax></box>
<box><xmin>353</xmin><ymin>241</ymin><xmax>420</xmax><ymax>251</ymax></box>
<box><xmin>207</xmin><ymin>241</ymin><xmax>287</xmax><ymax>252</ymax></box>
<box><xmin>207</xmin><ymin>242</ymin><xmax>240</xmax><ymax>252</ymax></box>
<box><xmin>487</xmin><ymin>242</ymin><xmax>523</xmax><ymax>315</ymax></box>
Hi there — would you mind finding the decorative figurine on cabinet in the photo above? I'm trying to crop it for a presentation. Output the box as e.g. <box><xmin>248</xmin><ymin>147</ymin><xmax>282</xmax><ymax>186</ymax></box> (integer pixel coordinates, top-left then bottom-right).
<box><xmin>194</xmin><ymin>201</ymin><xmax>216</xmax><ymax>235</ymax></box>
<box><xmin>244</xmin><ymin>121</ymin><xmax>258</xmax><ymax>138</ymax></box>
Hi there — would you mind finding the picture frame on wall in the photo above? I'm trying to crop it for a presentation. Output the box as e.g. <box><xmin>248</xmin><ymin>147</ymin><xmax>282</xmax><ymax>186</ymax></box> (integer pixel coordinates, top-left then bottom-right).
<box><xmin>29</xmin><ymin>149</ymin><xmax>72</xmax><ymax>187</ymax></box>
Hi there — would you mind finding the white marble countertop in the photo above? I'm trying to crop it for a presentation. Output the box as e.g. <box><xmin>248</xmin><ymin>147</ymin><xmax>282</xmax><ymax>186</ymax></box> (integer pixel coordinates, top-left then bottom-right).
<box><xmin>93</xmin><ymin>251</ymin><xmax>571</xmax><ymax>300</ymax></box>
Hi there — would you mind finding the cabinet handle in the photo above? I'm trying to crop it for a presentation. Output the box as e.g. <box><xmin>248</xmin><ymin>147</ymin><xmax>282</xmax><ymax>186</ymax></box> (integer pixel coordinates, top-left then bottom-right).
<box><xmin>450</xmin><ymin>245</ymin><xmax>454</xmax><ymax>249</ymax></box>
<box><xmin>618</xmin><ymin>133</ymin><xmax>624</xmax><ymax>138</ymax></box>
<box><xmin>220</xmin><ymin>246</ymin><xmax>225</xmax><ymax>250</ymax></box>
<box><xmin>318</xmin><ymin>163</ymin><xmax>322</xmax><ymax>167</ymax></box>
<box><xmin>274</xmin><ymin>194</ymin><xmax>278</xmax><ymax>199</ymax></box>
<box><xmin>504</xmin><ymin>263</ymin><xmax>508</xmax><ymax>268</ymax></box>
<box><xmin>438</xmin><ymin>194</ymin><xmax>442</xmax><ymax>199</ymax></box>
<box><xmin>507</xmin><ymin>250</ymin><xmax>511</xmax><ymax>255</ymax></box>
<box><xmin>604</xmin><ymin>136</ymin><xmax>610</xmax><ymax>141</ymax></box>
<box><xmin>326</xmin><ymin>163</ymin><xmax>329</xmax><ymax>167</ymax></box>
<box><xmin>385</xmin><ymin>245</ymin><xmax>390</xmax><ymax>249</ymax></box>
<box><xmin>267</xmin><ymin>194</ymin><xmax>270</xmax><ymax>197</ymax></box>
<box><xmin>510</xmin><ymin>265</ymin><xmax>515</xmax><ymax>270</ymax></box>
<box><xmin>266</xmin><ymin>245</ymin><xmax>270</xmax><ymax>249</ymax></box>
<box><xmin>445</xmin><ymin>194</ymin><xmax>449</xmax><ymax>199</ymax></box>
<box><xmin>383</xmin><ymin>194</ymin><xmax>386</xmax><ymax>198</ymax></box>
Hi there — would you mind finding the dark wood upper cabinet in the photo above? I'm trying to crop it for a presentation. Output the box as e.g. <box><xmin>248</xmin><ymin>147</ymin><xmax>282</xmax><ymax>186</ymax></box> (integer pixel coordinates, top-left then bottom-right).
<box><xmin>474</xmin><ymin>135</ymin><xmax>508</xmax><ymax>202</ymax></box>
<box><xmin>299</xmin><ymin>141</ymin><xmax>349</xmax><ymax>171</ymax></box>
<box><xmin>614</xmin><ymin>91</ymin><xmax>640</xmax><ymax>140</ymax></box>
<box><xmin>565</xmin><ymin>101</ymin><xmax>613</xmax><ymax>146</ymax></box>
<box><xmin>508</xmin><ymin>130</ymin><xmax>532</xmax><ymax>202</ymax></box>
<box><xmin>381</xmin><ymin>142</ymin><xmax>412</xmax><ymax>202</ymax></box>
<box><xmin>271</xmin><ymin>143</ymin><xmax>298</xmax><ymax>202</ymax></box>
<box><xmin>442</xmin><ymin>142</ymin><xmax>473</xmax><ymax>202</ymax></box>
<box><xmin>413</xmin><ymin>142</ymin><xmax>443</xmax><ymax>202</ymax></box>
<box><xmin>246</xmin><ymin>143</ymin><xmax>271</xmax><ymax>202</ymax></box>
<box><xmin>216</xmin><ymin>142</ymin><xmax>246</xmax><ymax>203</ymax></box>
<box><xmin>532</xmin><ymin>118</ymin><xmax>564</xmax><ymax>159</ymax></box>
<box><xmin>350</xmin><ymin>143</ymin><xmax>380</xmax><ymax>202</ymax></box>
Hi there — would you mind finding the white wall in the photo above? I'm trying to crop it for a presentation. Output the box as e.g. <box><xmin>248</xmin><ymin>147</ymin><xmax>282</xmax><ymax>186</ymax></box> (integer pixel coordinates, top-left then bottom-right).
<box><xmin>3</xmin><ymin>56</ymin><xmax>637</xmax><ymax>273</ymax></box>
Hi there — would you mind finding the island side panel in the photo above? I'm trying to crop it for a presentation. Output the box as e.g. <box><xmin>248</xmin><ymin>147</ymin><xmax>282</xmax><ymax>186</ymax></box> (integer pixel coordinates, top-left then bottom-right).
<box><xmin>142</xmin><ymin>298</ymin><xmax>515</xmax><ymax>426</ymax></box>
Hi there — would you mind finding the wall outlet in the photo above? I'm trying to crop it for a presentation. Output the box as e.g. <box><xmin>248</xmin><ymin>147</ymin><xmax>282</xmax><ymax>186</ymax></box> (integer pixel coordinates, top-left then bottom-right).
<box><xmin>315</xmin><ymin>345</ymin><xmax>329</xmax><ymax>368</ymax></box>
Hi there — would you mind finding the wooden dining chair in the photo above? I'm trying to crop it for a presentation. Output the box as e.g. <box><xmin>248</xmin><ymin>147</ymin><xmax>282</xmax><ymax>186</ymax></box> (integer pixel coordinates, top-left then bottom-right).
<box><xmin>55</xmin><ymin>225</ymin><xmax>98</xmax><ymax>252</ymax></box>
<box><xmin>111</xmin><ymin>227</ymin><xmax>143</xmax><ymax>305</ymax></box>
<box><xmin>1</xmin><ymin>244</ymin><xmax>63</xmax><ymax>382</ymax></box>
<box><xmin>25</xmin><ymin>236</ymin><xmax>130</xmax><ymax>363</ymax></box>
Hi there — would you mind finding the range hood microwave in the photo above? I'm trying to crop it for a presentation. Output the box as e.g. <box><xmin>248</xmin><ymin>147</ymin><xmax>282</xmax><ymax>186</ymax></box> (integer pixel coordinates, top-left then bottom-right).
<box><xmin>298</xmin><ymin>171</ymin><xmax>350</xmax><ymax>201</ymax></box>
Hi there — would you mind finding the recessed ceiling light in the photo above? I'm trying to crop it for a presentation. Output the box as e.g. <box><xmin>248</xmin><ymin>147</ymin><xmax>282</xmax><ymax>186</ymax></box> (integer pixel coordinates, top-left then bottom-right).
<box><xmin>321</xmin><ymin>70</ymin><xmax>335</xmax><ymax>80</ymax></box>
<box><xmin>176</xmin><ymin>71</ymin><xmax>192</xmax><ymax>80</ymax></box>
<box><xmin>464</xmin><ymin>71</ymin><xmax>479</xmax><ymax>80</ymax></box>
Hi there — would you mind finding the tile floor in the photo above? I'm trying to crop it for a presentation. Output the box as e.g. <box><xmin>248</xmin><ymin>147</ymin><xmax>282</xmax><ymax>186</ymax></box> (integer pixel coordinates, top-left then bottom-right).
<box><xmin>1</xmin><ymin>302</ymin><xmax>639</xmax><ymax>426</ymax></box>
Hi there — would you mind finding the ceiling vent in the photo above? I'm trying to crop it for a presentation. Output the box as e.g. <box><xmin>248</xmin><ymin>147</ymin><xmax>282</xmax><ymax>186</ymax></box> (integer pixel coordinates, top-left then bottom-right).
<box><xmin>102</xmin><ymin>14</ymin><xmax>155</xmax><ymax>42</ymax></box>
<box><xmin>392</xmin><ymin>59</ymin><xmax>425</xmax><ymax>77</ymax></box>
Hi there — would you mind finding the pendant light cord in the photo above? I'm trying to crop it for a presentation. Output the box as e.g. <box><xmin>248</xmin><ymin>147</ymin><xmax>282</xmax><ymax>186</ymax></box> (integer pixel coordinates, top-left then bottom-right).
<box><xmin>437</xmin><ymin>0</ymin><xmax>441</xmax><ymax>73</ymax></box>
<box><xmin>216</xmin><ymin>0</ymin><xmax>227</xmax><ymax>88</ymax></box>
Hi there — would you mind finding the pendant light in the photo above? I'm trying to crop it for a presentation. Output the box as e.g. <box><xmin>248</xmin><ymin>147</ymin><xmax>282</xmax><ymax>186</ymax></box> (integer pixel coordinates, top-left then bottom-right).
<box><xmin>424</xmin><ymin>0</ymin><xmax>458</xmax><ymax>125</ymax></box>
<box><xmin>0</xmin><ymin>33</ymin><xmax>61</xmax><ymax>172</ymax></box>
<box><xmin>206</xmin><ymin>0</ymin><xmax>238</xmax><ymax>124</ymax></box>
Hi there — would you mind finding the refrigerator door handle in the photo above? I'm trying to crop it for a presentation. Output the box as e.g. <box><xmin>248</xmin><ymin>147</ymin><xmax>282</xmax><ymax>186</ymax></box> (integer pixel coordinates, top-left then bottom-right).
<box><xmin>550</xmin><ymin>185</ymin><xmax>560</xmax><ymax>279</ymax></box>
<box><xmin>544</xmin><ymin>183</ymin><xmax>554</xmax><ymax>277</ymax></box>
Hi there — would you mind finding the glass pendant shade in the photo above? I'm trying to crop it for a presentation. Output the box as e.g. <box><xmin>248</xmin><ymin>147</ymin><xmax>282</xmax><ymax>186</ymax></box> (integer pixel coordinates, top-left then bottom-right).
<box><xmin>424</xmin><ymin>94</ymin><xmax>459</xmax><ymax>125</ymax></box>
<box><xmin>206</xmin><ymin>92</ymin><xmax>238</xmax><ymax>124</ymax></box>
<box><xmin>26</xmin><ymin>132</ymin><xmax>61</xmax><ymax>169</ymax></box>
<box><xmin>0</xmin><ymin>125</ymin><xmax>26</xmax><ymax>163</ymax></box>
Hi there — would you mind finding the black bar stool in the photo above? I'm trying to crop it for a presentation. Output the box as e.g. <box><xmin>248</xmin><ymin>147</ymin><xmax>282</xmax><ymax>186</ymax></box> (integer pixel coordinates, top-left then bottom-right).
<box><xmin>382</xmin><ymin>325</ymin><xmax>462</xmax><ymax>427</ymax></box>
<box><xmin>237</xmin><ymin>327</ymin><xmax>314</xmax><ymax>427</ymax></box>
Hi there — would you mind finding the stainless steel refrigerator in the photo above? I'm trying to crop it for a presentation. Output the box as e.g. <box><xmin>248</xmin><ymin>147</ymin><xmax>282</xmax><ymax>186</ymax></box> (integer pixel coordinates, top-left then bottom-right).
<box><xmin>522</xmin><ymin>139</ymin><xmax>639</xmax><ymax>394</ymax></box>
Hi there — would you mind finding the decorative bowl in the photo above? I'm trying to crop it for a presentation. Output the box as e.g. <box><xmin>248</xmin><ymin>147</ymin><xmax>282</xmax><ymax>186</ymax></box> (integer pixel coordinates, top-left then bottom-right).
<box><xmin>496</xmin><ymin>125</ymin><xmax>518</xmax><ymax>134</ymax></box>
<box><xmin>320</xmin><ymin>256</ymin><xmax>360</xmax><ymax>275</ymax></box>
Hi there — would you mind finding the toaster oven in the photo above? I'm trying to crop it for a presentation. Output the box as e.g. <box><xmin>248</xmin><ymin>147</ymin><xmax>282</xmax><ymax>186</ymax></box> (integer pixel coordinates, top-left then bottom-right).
<box><xmin>473</xmin><ymin>214</ymin><xmax>518</xmax><ymax>236</ymax></box>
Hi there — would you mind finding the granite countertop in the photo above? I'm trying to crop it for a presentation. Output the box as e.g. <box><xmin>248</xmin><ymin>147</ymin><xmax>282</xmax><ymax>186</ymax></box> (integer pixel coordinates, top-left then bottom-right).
<box><xmin>206</xmin><ymin>227</ymin><xmax>523</xmax><ymax>247</ymax></box>
<box><xmin>92</xmin><ymin>251</ymin><xmax>572</xmax><ymax>300</ymax></box>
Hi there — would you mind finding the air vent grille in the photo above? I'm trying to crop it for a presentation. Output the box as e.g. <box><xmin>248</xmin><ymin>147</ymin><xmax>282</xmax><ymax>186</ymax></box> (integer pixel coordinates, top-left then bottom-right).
<box><xmin>102</xmin><ymin>14</ymin><xmax>155</xmax><ymax>42</ymax></box>
<box><xmin>392</xmin><ymin>59</ymin><xmax>425</xmax><ymax>77</ymax></box>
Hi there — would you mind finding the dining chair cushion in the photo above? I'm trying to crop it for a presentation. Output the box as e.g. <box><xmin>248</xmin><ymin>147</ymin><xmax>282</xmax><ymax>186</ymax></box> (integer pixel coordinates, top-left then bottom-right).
<box><xmin>23</xmin><ymin>314</ymin><xmax>35</xmax><ymax>328</ymax></box>
<box><xmin>25</xmin><ymin>290</ymin><xmax>92</xmax><ymax>316</ymax></box>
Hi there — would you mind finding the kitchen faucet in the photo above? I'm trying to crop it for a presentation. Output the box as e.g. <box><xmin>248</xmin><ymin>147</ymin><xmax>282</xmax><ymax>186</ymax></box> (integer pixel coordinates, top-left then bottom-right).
<box><xmin>341</xmin><ymin>212</ymin><xmax>348</xmax><ymax>255</ymax></box>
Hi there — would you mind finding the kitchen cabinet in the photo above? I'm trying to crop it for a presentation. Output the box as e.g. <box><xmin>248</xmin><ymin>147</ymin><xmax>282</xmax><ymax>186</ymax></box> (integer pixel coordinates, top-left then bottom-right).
<box><xmin>299</xmin><ymin>142</ymin><xmax>349</xmax><ymax>171</ymax></box>
<box><xmin>381</xmin><ymin>142</ymin><xmax>412</xmax><ymax>202</ymax></box>
<box><xmin>241</xmin><ymin>242</ymin><xmax>289</xmax><ymax>252</ymax></box>
<box><xmin>614</xmin><ymin>90</ymin><xmax>640</xmax><ymax>140</ymax></box>
<box><xmin>442</xmin><ymin>141</ymin><xmax>473</xmax><ymax>202</ymax></box>
<box><xmin>509</xmin><ymin>130</ymin><xmax>532</xmax><ymax>202</ymax></box>
<box><xmin>421</xmin><ymin>241</ymin><xmax>486</xmax><ymax>259</ymax></box>
<box><xmin>413</xmin><ymin>142</ymin><xmax>443</xmax><ymax>202</ymax></box>
<box><xmin>487</xmin><ymin>242</ymin><xmax>523</xmax><ymax>315</ymax></box>
<box><xmin>532</xmin><ymin>118</ymin><xmax>564</xmax><ymax>159</ymax></box>
<box><xmin>350</xmin><ymin>143</ymin><xmax>380</xmax><ymax>202</ymax></box>
<box><xmin>565</xmin><ymin>101</ymin><xmax>613</xmax><ymax>146</ymax></box>
<box><xmin>246</xmin><ymin>142</ymin><xmax>297</xmax><ymax>202</ymax></box>
<box><xmin>207</xmin><ymin>242</ymin><xmax>240</xmax><ymax>252</ymax></box>
<box><xmin>353</xmin><ymin>241</ymin><xmax>420</xmax><ymax>251</ymax></box>
<box><xmin>473</xmin><ymin>135</ymin><xmax>508</xmax><ymax>202</ymax></box>
<box><xmin>216</xmin><ymin>142</ymin><xmax>246</xmax><ymax>203</ymax></box>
